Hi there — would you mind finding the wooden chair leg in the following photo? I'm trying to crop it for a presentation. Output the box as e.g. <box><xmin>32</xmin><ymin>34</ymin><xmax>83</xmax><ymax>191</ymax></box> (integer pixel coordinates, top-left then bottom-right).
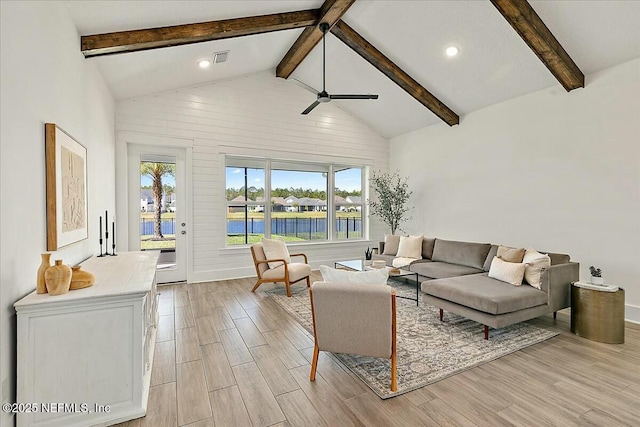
<box><xmin>553</xmin><ymin>311</ymin><xmax>557</xmax><ymax>319</ymax></box>
<box><xmin>251</xmin><ymin>279</ymin><xmax>263</xmax><ymax>293</ymax></box>
<box><xmin>310</xmin><ymin>344</ymin><xmax>319</xmax><ymax>381</ymax></box>
<box><xmin>390</xmin><ymin>353</ymin><xmax>397</xmax><ymax>392</ymax></box>
<box><xmin>439</xmin><ymin>308</ymin><xmax>443</xmax><ymax>321</ymax></box>
<box><xmin>285</xmin><ymin>281</ymin><xmax>291</xmax><ymax>297</ymax></box>
<box><xmin>484</xmin><ymin>325</ymin><xmax>489</xmax><ymax>340</ymax></box>
<box><xmin>306</xmin><ymin>276</ymin><xmax>311</xmax><ymax>287</ymax></box>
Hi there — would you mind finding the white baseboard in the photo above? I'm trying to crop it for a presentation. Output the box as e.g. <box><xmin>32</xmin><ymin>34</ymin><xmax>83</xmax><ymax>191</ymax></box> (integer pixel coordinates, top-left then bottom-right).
<box><xmin>625</xmin><ymin>304</ymin><xmax>640</xmax><ymax>324</ymax></box>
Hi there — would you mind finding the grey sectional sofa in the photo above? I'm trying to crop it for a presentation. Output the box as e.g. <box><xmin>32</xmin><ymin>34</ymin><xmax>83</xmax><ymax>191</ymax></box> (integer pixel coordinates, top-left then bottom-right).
<box><xmin>374</xmin><ymin>238</ymin><xmax>579</xmax><ymax>339</ymax></box>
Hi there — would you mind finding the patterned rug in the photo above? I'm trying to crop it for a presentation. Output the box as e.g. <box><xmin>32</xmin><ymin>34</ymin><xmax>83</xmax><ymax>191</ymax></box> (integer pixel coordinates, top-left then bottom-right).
<box><xmin>268</xmin><ymin>279</ymin><xmax>559</xmax><ymax>399</ymax></box>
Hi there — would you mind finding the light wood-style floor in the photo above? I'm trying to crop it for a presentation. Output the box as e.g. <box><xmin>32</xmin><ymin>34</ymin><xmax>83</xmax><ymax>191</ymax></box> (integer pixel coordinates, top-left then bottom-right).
<box><xmin>116</xmin><ymin>272</ymin><xmax>640</xmax><ymax>427</ymax></box>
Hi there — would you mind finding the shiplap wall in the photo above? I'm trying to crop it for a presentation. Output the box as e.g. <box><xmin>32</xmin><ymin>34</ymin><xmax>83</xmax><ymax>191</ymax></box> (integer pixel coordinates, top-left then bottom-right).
<box><xmin>116</xmin><ymin>71</ymin><xmax>389</xmax><ymax>282</ymax></box>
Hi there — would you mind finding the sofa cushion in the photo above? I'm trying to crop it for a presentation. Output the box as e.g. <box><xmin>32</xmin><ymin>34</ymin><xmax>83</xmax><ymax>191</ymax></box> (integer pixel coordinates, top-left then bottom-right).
<box><xmin>410</xmin><ymin>261</ymin><xmax>483</xmax><ymax>279</ymax></box>
<box><xmin>483</xmin><ymin>245</ymin><xmax>498</xmax><ymax>272</ymax></box>
<box><xmin>383</xmin><ymin>234</ymin><xmax>400</xmax><ymax>255</ymax></box>
<box><xmin>421</xmin><ymin>274</ymin><xmax>548</xmax><ymax>315</ymax></box>
<box><xmin>432</xmin><ymin>239</ymin><xmax>492</xmax><ymax>270</ymax></box>
<box><xmin>488</xmin><ymin>257</ymin><xmax>526</xmax><ymax>286</ymax></box>
<box><xmin>422</xmin><ymin>237</ymin><xmax>436</xmax><ymax>259</ymax></box>
<box><xmin>497</xmin><ymin>245</ymin><xmax>525</xmax><ymax>263</ymax></box>
<box><xmin>522</xmin><ymin>249</ymin><xmax>551</xmax><ymax>289</ymax></box>
<box><xmin>397</xmin><ymin>235</ymin><xmax>423</xmax><ymax>258</ymax></box>
<box><xmin>320</xmin><ymin>265</ymin><xmax>389</xmax><ymax>285</ymax></box>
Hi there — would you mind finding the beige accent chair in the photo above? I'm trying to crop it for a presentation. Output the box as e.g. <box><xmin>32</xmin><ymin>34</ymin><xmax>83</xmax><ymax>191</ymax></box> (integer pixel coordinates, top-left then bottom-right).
<box><xmin>250</xmin><ymin>243</ymin><xmax>311</xmax><ymax>297</ymax></box>
<box><xmin>309</xmin><ymin>281</ymin><xmax>397</xmax><ymax>391</ymax></box>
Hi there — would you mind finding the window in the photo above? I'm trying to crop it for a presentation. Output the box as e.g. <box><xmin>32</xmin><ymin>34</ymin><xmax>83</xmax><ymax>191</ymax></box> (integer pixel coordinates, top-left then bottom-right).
<box><xmin>334</xmin><ymin>167</ymin><xmax>363</xmax><ymax>240</ymax></box>
<box><xmin>225</xmin><ymin>159</ymin><xmax>265</xmax><ymax>245</ymax></box>
<box><xmin>225</xmin><ymin>157</ymin><xmax>365</xmax><ymax>245</ymax></box>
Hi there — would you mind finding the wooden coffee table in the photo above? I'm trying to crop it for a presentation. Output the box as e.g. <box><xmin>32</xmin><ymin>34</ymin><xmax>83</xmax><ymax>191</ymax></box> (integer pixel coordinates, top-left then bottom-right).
<box><xmin>335</xmin><ymin>259</ymin><xmax>420</xmax><ymax>305</ymax></box>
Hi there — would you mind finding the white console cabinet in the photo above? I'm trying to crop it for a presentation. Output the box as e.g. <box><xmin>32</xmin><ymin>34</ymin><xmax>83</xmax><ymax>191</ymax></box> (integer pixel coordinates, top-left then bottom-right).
<box><xmin>14</xmin><ymin>251</ymin><xmax>160</xmax><ymax>427</ymax></box>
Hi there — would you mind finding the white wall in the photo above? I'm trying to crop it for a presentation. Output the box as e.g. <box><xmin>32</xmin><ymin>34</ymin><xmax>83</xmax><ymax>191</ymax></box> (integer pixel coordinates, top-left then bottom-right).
<box><xmin>391</xmin><ymin>58</ymin><xmax>640</xmax><ymax>322</ymax></box>
<box><xmin>0</xmin><ymin>2</ymin><xmax>116</xmax><ymax>424</ymax></box>
<box><xmin>116</xmin><ymin>71</ymin><xmax>389</xmax><ymax>282</ymax></box>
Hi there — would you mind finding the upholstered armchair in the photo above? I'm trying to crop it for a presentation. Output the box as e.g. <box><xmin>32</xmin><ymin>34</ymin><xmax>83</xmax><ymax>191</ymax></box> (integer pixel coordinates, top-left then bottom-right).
<box><xmin>250</xmin><ymin>242</ymin><xmax>311</xmax><ymax>297</ymax></box>
<box><xmin>309</xmin><ymin>281</ymin><xmax>397</xmax><ymax>391</ymax></box>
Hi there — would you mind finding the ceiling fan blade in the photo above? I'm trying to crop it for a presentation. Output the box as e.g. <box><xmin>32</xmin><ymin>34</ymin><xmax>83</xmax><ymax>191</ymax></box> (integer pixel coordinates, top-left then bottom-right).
<box><xmin>291</xmin><ymin>77</ymin><xmax>320</xmax><ymax>95</ymax></box>
<box><xmin>329</xmin><ymin>94</ymin><xmax>379</xmax><ymax>100</ymax></box>
<box><xmin>301</xmin><ymin>100</ymin><xmax>321</xmax><ymax>115</ymax></box>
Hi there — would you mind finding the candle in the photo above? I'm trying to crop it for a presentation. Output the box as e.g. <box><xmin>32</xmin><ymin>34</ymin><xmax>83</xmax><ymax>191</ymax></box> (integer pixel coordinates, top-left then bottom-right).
<box><xmin>99</xmin><ymin>216</ymin><xmax>102</xmax><ymax>239</ymax></box>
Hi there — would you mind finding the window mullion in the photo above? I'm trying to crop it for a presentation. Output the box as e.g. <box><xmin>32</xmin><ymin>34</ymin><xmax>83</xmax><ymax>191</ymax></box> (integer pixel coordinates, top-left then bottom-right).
<box><xmin>265</xmin><ymin>159</ymin><xmax>271</xmax><ymax>238</ymax></box>
<box><xmin>327</xmin><ymin>164</ymin><xmax>335</xmax><ymax>241</ymax></box>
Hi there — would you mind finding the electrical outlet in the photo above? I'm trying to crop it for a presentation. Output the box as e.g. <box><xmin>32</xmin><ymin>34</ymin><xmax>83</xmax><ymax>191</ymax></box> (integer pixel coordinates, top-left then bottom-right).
<box><xmin>1</xmin><ymin>378</ymin><xmax>8</xmax><ymax>403</ymax></box>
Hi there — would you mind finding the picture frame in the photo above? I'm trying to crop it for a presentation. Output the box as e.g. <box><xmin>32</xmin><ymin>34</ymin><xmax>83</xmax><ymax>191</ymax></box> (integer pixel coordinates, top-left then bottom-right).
<box><xmin>45</xmin><ymin>123</ymin><xmax>88</xmax><ymax>250</ymax></box>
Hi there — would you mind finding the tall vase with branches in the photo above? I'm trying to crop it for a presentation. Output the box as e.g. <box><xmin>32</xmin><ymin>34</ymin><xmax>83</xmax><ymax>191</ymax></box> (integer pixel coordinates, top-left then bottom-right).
<box><xmin>141</xmin><ymin>162</ymin><xmax>175</xmax><ymax>240</ymax></box>
<box><xmin>367</xmin><ymin>170</ymin><xmax>413</xmax><ymax>235</ymax></box>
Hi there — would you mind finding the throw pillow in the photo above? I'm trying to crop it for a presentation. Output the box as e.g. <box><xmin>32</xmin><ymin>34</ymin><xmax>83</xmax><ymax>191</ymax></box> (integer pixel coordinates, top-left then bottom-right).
<box><xmin>396</xmin><ymin>235</ymin><xmax>423</xmax><ymax>258</ymax></box>
<box><xmin>497</xmin><ymin>245</ymin><xmax>526</xmax><ymax>263</ymax></box>
<box><xmin>383</xmin><ymin>234</ymin><xmax>401</xmax><ymax>255</ymax></box>
<box><xmin>319</xmin><ymin>265</ymin><xmax>351</xmax><ymax>282</ymax></box>
<box><xmin>261</xmin><ymin>237</ymin><xmax>291</xmax><ymax>269</ymax></box>
<box><xmin>319</xmin><ymin>265</ymin><xmax>389</xmax><ymax>285</ymax></box>
<box><xmin>522</xmin><ymin>248</ymin><xmax>551</xmax><ymax>289</ymax></box>
<box><xmin>488</xmin><ymin>257</ymin><xmax>527</xmax><ymax>286</ymax></box>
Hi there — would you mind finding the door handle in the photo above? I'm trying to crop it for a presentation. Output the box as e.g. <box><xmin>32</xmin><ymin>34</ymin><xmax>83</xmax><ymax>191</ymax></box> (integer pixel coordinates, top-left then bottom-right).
<box><xmin>181</xmin><ymin>231</ymin><xmax>186</xmax><ymax>235</ymax></box>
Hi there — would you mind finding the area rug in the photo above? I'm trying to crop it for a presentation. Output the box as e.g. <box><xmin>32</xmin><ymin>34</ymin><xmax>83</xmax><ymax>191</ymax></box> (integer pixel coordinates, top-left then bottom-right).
<box><xmin>268</xmin><ymin>279</ymin><xmax>559</xmax><ymax>399</ymax></box>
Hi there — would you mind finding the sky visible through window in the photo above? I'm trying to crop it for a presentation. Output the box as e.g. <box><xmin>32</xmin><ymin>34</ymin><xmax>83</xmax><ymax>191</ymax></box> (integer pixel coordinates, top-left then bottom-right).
<box><xmin>226</xmin><ymin>168</ymin><xmax>361</xmax><ymax>191</ymax></box>
<box><xmin>141</xmin><ymin>167</ymin><xmax>362</xmax><ymax>191</ymax></box>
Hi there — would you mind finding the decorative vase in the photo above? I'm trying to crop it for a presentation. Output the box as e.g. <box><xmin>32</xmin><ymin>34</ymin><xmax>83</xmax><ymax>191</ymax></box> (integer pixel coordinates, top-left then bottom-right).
<box><xmin>36</xmin><ymin>253</ymin><xmax>51</xmax><ymax>294</ymax></box>
<box><xmin>44</xmin><ymin>260</ymin><xmax>72</xmax><ymax>296</ymax></box>
<box><xmin>591</xmin><ymin>276</ymin><xmax>604</xmax><ymax>285</ymax></box>
<box><xmin>70</xmin><ymin>265</ymin><xmax>95</xmax><ymax>290</ymax></box>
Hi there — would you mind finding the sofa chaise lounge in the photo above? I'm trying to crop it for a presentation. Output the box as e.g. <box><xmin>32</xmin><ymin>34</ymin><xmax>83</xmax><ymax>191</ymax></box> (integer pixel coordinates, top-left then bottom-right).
<box><xmin>374</xmin><ymin>238</ymin><xmax>579</xmax><ymax>339</ymax></box>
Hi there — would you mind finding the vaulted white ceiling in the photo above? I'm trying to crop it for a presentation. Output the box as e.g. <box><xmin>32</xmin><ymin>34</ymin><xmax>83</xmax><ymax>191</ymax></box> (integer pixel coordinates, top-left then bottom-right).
<box><xmin>67</xmin><ymin>0</ymin><xmax>640</xmax><ymax>138</ymax></box>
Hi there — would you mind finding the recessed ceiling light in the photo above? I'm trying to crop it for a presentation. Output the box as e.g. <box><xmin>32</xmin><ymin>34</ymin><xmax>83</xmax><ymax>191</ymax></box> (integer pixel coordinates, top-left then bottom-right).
<box><xmin>198</xmin><ymin>59</ymin><xmax>211</xmax><ymax>68</ymax></box>
<box><xmin>445</xmin><ymin>45</ymin><xmax>460</xmax><ymax>57</ymax></box>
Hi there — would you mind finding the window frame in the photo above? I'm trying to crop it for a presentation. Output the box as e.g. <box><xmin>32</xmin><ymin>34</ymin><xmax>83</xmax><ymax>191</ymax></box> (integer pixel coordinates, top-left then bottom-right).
<box><xmin>225</xmin><ymin>156</ymin><xmax>366</xmax><ymax>247</ymax></box>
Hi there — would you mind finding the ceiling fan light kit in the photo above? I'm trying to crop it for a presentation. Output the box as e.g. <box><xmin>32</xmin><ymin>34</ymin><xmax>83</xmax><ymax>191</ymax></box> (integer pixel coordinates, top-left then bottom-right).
<box><xmin>301</xmin><ymin>22</ymin><xmax>379</xmax><ymax>115</ymax></box>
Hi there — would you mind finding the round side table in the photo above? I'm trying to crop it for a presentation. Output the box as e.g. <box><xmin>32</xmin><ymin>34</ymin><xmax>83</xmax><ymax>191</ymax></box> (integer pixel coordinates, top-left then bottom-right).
<box><xmin>571</xmin><ymin>284</ymin><xmax>625</xmax><ymax>344</ymax></box>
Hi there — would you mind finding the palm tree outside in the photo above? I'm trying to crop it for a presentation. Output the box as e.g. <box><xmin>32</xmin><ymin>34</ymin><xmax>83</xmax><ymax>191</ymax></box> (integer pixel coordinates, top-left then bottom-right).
<box><xmin>141</xmin><ymin>162</ymin><xmax>175</xmax><ymax>240</ymax></box>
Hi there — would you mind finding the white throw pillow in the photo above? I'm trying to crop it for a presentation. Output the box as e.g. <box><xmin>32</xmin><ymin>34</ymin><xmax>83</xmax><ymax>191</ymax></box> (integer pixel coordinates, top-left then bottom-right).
<box><xmin>319</xmin><ymin>265</ymin><xmax>351</xmax><ymax>282</ymax></box>
<box><xmin>396</xmin><ymin>235</ymin><xmax>423</xmax><ymax>259</ymax></box>
<box><xmin>488</xmin><ymin>257</ymin><xmax>527</xmax><ymax>286</ymax></box>
<box><xmin>261</xmin><ymin>238</ymin><xmax>291</xmax><ymax>269</ymax></box>
<box><xmin>522</xmin><ymin>248</ymin><xmax>551</xmax><ymax>289</ymax></box>
<box><xmin>319</xmin><ymin>265</ymin><xmax>389</xmax><ymax>285</ymax></box>
<box><xmin>383</xmin><ymin>234</ymin><xmax>401</xmax><ymax>255</ymax></box>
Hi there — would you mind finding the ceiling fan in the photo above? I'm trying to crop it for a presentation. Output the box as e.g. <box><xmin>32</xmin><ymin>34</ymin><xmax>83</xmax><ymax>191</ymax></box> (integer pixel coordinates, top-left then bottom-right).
<box><xmin>301</xmin><ymin>23</ymin><xmax>378</xmax><ymax>115</ymax></box>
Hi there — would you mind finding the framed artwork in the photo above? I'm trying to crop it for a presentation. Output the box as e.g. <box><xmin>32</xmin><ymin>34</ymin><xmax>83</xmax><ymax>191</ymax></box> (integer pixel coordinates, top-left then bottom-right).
<box><xmin>45</xmin><ymin>123</ymin><xmax>88</xmax><ymax>250</ymax></box>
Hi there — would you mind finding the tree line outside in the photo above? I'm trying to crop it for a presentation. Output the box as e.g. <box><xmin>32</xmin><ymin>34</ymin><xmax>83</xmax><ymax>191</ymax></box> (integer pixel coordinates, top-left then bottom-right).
<box><xmin>226</xmin><ymin>186</ymin><xmax>361</xmax><ymax>201</ymax></box>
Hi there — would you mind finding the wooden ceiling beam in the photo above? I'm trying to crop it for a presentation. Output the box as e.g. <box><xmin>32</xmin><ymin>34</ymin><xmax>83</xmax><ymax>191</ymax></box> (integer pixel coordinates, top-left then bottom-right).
<box><xmin>276</xmin><ymin>0</ymin><xmax>357</xmax><ymax>79</ymax></box>
<box><xmin>81</xmin><ymin>9</ymin><xmax>320</xmax><ymax>58</ymax></box>
<box><xmin>490</xmin><ymin>0</ymin><xmax>584</xmax><ymax>91</ymax></box>
<box><xmin>330</xmin><ymin>20</ymin><xmax>459</xmax><ymax>126</ymax></box>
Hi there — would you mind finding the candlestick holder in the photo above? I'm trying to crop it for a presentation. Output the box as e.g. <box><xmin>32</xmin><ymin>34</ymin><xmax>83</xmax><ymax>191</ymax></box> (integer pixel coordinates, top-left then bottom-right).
<box><xmin>110</xmin><ymin>239</ymin><xmax>117</xmax><ymax>256</ymax></box>
<box><xmin>97</xmin><ymin>238</ymin><xmax>106</xmax><ymax>257</ymax></box>
<box><xmin>104</xmin><ymin>231</ymin><xmax>111</xmax><ymax>256</ymax></box>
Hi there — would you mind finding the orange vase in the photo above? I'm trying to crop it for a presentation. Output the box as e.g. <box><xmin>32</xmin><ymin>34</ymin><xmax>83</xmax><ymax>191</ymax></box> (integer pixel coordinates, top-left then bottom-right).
<box><xmin>44</xmin><ymin>260</ymin><xmax>72</xmax><ymax>296</ymax></box>
<box><xmin>70</xmin><ymin>265</ymin><xmax>95</xmax><ymax>290</ymax></box>
<box><xmin>36</xmin><ymin>253</ymin><xmax>51</xmax><ymax>294</ymax></box>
